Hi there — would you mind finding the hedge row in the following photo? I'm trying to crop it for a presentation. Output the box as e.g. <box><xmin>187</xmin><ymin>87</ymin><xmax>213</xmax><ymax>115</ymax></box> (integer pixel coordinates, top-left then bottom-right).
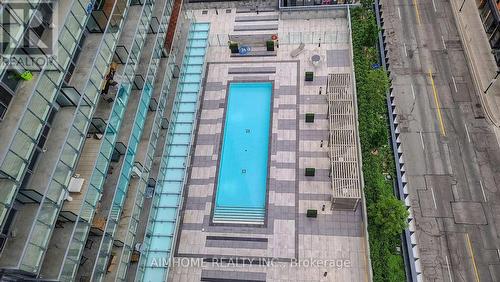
<box><xmin>351</xmin><ymin>7</ymin><xmax>409</xmax><ymax>282</ymax></box>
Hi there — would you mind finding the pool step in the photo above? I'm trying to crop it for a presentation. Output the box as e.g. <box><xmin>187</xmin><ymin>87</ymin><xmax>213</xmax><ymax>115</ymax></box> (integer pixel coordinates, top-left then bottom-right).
<box><xmin>213</xmin><ymin>206</ymin><xmax>265</xmax><ymax>224</ymax></box>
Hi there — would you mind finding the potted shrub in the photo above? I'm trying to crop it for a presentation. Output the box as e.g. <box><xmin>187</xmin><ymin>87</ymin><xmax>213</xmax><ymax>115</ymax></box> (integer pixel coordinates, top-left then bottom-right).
<box><xmin>305</xmin><ymin>71</ymin><xmax>314</xmax><ymax>81</ymax></box>
<box><xmin>229</xmin><ymin>42</ymin><xmax>239</xmax><ymax>53</ymax></box>
<box><xmin>307</xmin><ymin>209</ymin><xmax>318</xmax><ymax>218</ymax></box>
<box><xmin>266</xmin><ymin>40</ymin><xmax>275</xmax><ymax>51</ymax></box>
<box><xmin>305</xmin><ymin>167</ymin><xmax>315</xmax><ymax>176</ymax></box>
<box><xmin>305</xmin><ymin>113</ymin><xmax>315</xmax><ymax>123</ymax></box>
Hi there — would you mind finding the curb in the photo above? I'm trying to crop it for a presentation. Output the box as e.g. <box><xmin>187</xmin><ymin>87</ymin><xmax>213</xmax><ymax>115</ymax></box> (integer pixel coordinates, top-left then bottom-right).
<box><xmin>448</xmin><ymin>0</ymin><xmax>500</xmax><ymax>128</ymax></box>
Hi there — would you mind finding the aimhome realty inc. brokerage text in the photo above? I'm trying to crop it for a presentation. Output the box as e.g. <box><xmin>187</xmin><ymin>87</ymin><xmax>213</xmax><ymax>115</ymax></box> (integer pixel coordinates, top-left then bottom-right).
<box><xmin>150</xmin><ymin>257</ymin><xmax>352</xmax><ymax>269</ymax></box>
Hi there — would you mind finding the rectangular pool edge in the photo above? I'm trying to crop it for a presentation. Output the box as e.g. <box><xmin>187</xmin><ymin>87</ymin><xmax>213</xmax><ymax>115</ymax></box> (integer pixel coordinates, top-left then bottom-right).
<box><xmin>211</xmin><ymin>80</ymin><xmax>275</xmax><ymax>226</ymax></box>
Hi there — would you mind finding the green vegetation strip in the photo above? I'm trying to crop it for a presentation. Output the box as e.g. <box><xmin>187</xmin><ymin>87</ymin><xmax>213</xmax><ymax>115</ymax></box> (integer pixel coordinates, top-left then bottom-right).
<box><xmin>351</xmin><ymin>7</ymin><xmax>409</xmax><ymax>282</ymax></box>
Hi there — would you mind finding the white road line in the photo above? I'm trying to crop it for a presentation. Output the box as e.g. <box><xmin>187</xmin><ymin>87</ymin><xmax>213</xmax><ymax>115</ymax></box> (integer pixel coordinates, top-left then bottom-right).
<box><xmin>430</xmin><ymin>187</ymin><xmax>438</xmax><ymax>209</ymax></box>
<box><xmin>442</xmin><ymin>36</ymin><xmax>447</xmax><ymax>50</ymax></box>
<box><xmin>497</xmin><ymin>249</ymin><xmax>500</xmax><ymax>259</ymax></box>
<box><xmin>464</xmin><ymin>122</ymin><xmax>471</xmax><ymax>142</ymax></box>
<box><xmin>419</xmin><ymin>131</ymin><xmax>425</xmax><ymax>150</ymax></box>
<box><xmin>445</xmin><ymin>256</ymin><xmax>453</xmax><ymax>282</ymax></box>
<box><xmin>452</xmin><ymin>76</ymin><xmax>458</xmax><ymax>92</ymax></box>
<box><xmin>398</xmin><ymin>7</ymin><xmax>401</xmax><ymax>19</ymax></box>
<box><xmin>432</xmin><ymin>0</ymin><xmax>437</xmax><ymax>12</ymax></box>
<box><xmin>411</xmin><ymin>83</ymin><xmax>416</xmax><ymax>99</ymax></box>
<box><xmin>403</xmin><ymin>42</ymin><xmax>408</xmax><ymax>57</ymax></box>
<box><xmin>480</xmin><ymin>180</ymin><xmax>487</xmax><ymax>202</ymax></box>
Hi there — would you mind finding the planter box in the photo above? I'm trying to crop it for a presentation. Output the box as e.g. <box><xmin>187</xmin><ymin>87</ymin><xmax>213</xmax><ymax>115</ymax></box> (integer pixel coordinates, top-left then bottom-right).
<box><xmin>305</xmin><ymin>71</ymin><xmax>314</xmax><ymax>81</ymax></box>
<box><xmin>266</xmin><ymin>40</ymin><xmax>275</xmax><ymax>51</ymax></box>
<box><xmin>305</xmin><ymin>113</ymin><xmax>314</xmax><ymax>123</ymax></box>
<box><xmin>229</xmin><ymin>43</ymin><xmax>239</xmax><ymax>54</ymax></box>
<box><xmin>305</xmin><ymin>167</ymin><xmax>315</xmax><ymax>176</ymax></box>
<box><xmin>306</xmin><ymin>209</ymin><xmax>318</xmax><ymax>218</ymax></box>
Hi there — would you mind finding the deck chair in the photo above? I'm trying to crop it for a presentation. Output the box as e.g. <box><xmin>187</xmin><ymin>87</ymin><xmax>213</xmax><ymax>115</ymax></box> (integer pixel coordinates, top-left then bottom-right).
<box><xmin>290</xmin><ymin>43</ymin><xmax>305</xmax><ymax>58</ymax></box>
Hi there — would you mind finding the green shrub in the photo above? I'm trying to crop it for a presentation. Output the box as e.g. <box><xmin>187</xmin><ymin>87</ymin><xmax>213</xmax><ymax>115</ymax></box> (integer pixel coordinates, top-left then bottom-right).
<box><xmin>266</xmin><ymin>40</ymin><xmax>274</xmax><ymax>51</ymax></box>
<box><xmin>305</xmin><ymin>113</ymin><xmax>315</xmax><ymax>123</ymax></box>
<box><xmin>306</xmin><ymin>209</ymin><xmax>318</xmax><ymax>218</ymax></box>
<box><xmin>229</xmin><ymin>42</ymin><xmax>239</xmax><ymax>53</ymax></box>
<box><xmin>305</xmin><ymin>71</ymin><xmax>314</xmax><ymax>81</ymax></box>
<box><xmin>305</xmin><ymin>167</ymin><xmax>315</xmax><ymax>176</ymax></box>
<box><xmin>351</xmin><ymin>7</ymin><xmax>408</xmax><ymax>282</ymax></box>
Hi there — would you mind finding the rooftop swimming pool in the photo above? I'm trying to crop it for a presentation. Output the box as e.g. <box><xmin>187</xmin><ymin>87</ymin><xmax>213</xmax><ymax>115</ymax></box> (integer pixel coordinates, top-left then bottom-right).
<box><xmin>213</xmin><ymin>82</ymin><xmax>273</xmax><ymax>224</ymax></box>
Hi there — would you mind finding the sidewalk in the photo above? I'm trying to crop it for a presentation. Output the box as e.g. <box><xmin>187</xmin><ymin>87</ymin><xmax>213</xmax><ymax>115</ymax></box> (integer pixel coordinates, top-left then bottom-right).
<box><xmin>449</xmin><ymin>0</ymin><xmax>500</xmax><ymax>127</ymax></box>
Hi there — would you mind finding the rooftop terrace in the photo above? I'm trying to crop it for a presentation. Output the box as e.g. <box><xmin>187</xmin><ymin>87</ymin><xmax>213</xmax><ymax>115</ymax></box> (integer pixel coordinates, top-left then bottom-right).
<box><xmin>157</xmin><ymin>6</ymin><xmax>370</xmax><ymax>282</ymax></box>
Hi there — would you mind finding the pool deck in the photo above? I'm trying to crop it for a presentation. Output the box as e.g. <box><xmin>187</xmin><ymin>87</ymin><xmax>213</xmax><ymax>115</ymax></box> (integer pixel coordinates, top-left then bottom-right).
<box><xmin>169</xmin><ymin>7</ymin><xmax>369</xmax><ymax>282</ymax></box>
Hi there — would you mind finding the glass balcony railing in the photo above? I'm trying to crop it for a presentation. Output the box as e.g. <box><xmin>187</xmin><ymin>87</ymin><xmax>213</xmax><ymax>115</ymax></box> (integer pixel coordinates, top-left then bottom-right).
<box><xmin>116</xmin><ymin>48</ymin><xmax>176</xmax><ymax>281</ymax></box>
<box><xmin>94</xmin><ymin>4</ymin><xmax>174</xmax><ymax>280</ymax></box>
<box><xmin>137</xmin><ymin>21</ymin><xmax>210</xmax><ymax>282</ymax></box>
<box><xmin>58</xmin><ymin>1</ymin><xmax>157</xmax><ymax>280</ymax></box>
<box><xmin>92</xmin><ymin>81</ymin><xmax>153</xmax><ymax>281</ymax></box>
<box><xmin>16</xmin><ymin>0</ymin><xmax>131</xmax><ymax>275</ymax></box>
<box><xmin>0</xmin><ymin>0</ymin><xmax>92</xmax><ymax>228</ymax></box>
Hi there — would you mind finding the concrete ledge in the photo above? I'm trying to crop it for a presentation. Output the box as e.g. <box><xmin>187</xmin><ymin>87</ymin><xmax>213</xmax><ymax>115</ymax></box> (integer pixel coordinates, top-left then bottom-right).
<box><xmin>228</xmin><ymin>67</ymin><xmax>276</xmax><ymax>74</ymax></box>
<box><xmin>230</xmin><ymin>50</ymin><xmax>277</xmax><ymax>57</ymax></box>
<box><xmin>234</xmin><ymin>24</ymin><xmax>278</xmax><ymax>31</ymax></box>
<box><xmin>235</xmin><ymin>15</ymin><xmax>279</xmax><ymax>22</ymax></box>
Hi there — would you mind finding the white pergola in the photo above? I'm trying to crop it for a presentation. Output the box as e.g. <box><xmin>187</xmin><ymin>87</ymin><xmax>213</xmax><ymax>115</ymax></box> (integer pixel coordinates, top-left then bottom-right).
<box><xmin>327</xmin><ymin>73</ymin><xmax>361</xmax><ymax>211</ymax></box>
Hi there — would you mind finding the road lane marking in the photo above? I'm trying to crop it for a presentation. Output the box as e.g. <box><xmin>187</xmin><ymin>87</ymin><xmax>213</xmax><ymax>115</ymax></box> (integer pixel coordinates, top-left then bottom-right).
<box><xmin>403</xmin><ymin>43</ymin><xmax>408</xmax><ymax>57</ymax></box>
<box><xmin>464</xmin><ymin>122</ymin><xmax>471</xmax><ymax>142</ymax></box>
<box><xmin>411</xmin><ymin>83</ymin><xmax>415</xmax><ymax>99</ymax></box>
<box><xmin>413</xmin><ymin>0</ymin><xmax>422</xmax><ymax>25</ymax></box>
<box><xmin>432</xmin><ymin>0</ymin><xmax>437</xmax><ymax>12</ymax></box>
<box><xmin>430</xmin><ymin>187</ymin><xmax>437</xmax><ymax>209</ymax></box>
<box><xmin>452</xmin><ymin>76</ymin><xmax>458</xmax><ymax>92</ymax></box>
<box><xmin>429</xmin><ymin>69</ymin><xmax>446</xmax><ymax>136</ymax></box>
<box><xmin>479</xmin><ymin>180</ymin><xmax>487</xmax><ymax>202</ymax></box>
<box><xmin>398</xmin><ymin>7</ymin><xmax>401</xmax><ymax>19</ymax></box>
<box><xmin>419</xmin><ymin>131</ymin><xmax>425</xmax><ymax>150</ymax></box>
<box><xmin>445</xmin><ymin>256</ymin><xmax>453</xmax><ymax>282</ymax></box>
<box><xmin>442</xmin><ymin>36</ymin><xmax>447</xmax><ymax>50</ymax></box>
<box><xmin>465</xmin><ymin>233</ymin><xmax>480</xmax><ymax>282</ymax></box>
<box><xmin>497</xmin><ymin>249</ymin><xmax>500</xmax><ymax>260</ymax></box>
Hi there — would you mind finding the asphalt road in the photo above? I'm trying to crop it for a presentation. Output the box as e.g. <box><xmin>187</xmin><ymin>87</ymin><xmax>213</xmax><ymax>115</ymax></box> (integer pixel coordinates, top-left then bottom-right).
<box><xmin>380</xmin><ymin>0</ymin><xmax>500</xmax><ymax>281</ymax></box>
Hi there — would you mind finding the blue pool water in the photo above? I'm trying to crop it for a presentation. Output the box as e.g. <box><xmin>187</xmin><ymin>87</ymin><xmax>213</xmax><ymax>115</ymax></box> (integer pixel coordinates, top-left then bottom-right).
<box><xmin>214</xmin><ymin>82</ymin><xmax>272</xmax><ymax>223</ymax></box>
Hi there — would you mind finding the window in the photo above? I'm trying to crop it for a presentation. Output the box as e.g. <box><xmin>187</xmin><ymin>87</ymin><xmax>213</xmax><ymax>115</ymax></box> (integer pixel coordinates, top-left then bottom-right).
<box><xmin>1</xmin><ymin>70</ymin><xmax>21</xmax><ymax>92</ymax></box>
<box><xmin>491</xmin><ymin>27</ymin><xmax>500</xmax><ymax>48</ymax></box>
<box><xmin>0</xmin><ymin>104</ymin><xmax>6</xmax><ymax>120</ymax></box>
<box><xmin>0</xmin><ymin>85</ymin><xmax>13</xmax><ymax>114</ymax></box>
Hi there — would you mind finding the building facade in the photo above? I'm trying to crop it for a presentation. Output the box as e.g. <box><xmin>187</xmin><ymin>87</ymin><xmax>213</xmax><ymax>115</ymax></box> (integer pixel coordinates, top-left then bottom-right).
<box><xmin>477</xmin><ymin>0</ymin><xmax>500</xmax><ymax>66</ymax></box>
<box><xmin>1</xmin><ymin>1</ymin><xmax>371</xmax><ymax>281</ymax></box>
<box><xmin>0</xmin><ymin>0</ymin><xmax>186</xmax><ymax>280</ymax></box>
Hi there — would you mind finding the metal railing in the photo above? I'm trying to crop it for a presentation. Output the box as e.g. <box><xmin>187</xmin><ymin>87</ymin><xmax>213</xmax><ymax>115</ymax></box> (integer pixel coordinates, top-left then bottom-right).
<box><xmin>373</xmin><ymin>1</ymin><xmax>419</xmax><ymax>281</ymax></box>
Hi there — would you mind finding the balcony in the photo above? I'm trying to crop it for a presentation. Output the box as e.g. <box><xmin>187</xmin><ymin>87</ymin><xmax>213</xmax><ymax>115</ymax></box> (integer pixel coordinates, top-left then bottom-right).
<box><xmin>0</xmin><ymin>107</ymin><xmax>75</xmax><ymax>274</ymax></box>
<box><xmin>0</xmin><ymin>0</ymin><xmax>96</xmax><ymax>230</ymax></box>
<box><xmin>51</xmin><ymin>2</ymin><xmax>158</xmax><ymax>281</ymax></box>
<box><xmin>107</xmin><ymin>56</ymin><xmax>175</xmax><ymax>282</ymax></box>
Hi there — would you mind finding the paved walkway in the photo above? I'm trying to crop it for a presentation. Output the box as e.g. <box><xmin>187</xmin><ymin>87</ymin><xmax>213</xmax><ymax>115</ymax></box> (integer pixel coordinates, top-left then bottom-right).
<box><xmin>449</xmin><ymin>0</ymin><xmax>500</xmax><ymax>127</ymax></box>
<box><xmin>167</xmin><ymin>7</ymin><xmax>369</xmax><ymax>282</ymax></box>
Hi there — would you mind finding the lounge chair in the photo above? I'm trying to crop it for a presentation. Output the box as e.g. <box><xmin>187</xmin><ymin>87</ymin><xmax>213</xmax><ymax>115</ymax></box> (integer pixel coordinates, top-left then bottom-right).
<box><xmin>290</xmin><ymin>42</ymin><xmax>305</xmax><ymax>58</ymax></box>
